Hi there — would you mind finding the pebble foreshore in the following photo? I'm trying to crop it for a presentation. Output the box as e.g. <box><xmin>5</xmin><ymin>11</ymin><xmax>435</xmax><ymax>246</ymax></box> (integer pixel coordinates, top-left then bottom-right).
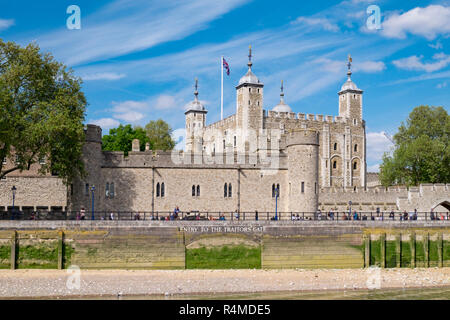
<box><xmin>0</xmin><ymin>268</ymin><xmax>449</xmax><ymax>299</ymax></box>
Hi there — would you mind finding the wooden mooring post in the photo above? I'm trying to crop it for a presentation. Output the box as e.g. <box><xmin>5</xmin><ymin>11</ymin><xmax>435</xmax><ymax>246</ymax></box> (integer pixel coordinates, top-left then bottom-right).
<box><xmin>396</xmin><ymin>234</ymin><xmax>401</xmax><ymax>268</ymax></box>
<box><xmin>10</xmin><ymin>231</ymin><xmax>17</xmax><ymax>270</ymax></box>
<box><xmin>380</xmin><ymin>233</ymin><xmax>386</xmax><ymax>268</ymax></box>
<box><xmin>410</xmin><ymin>232</ymin><xmax>416</xmax><ymax>268</ymax></box>
<box><xmin>57</xmin><ymin>231</ymin><xmax>64</xmax><ymax>270</ymax></box>
<box><xmin>364</xmin><ymin>234</ymin><xmax>370</xmax><ymax>268</ymax></box>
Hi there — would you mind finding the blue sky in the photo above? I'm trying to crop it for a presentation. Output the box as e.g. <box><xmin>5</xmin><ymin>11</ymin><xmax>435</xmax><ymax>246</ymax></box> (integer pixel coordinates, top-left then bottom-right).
<box><xmin>1</xmin><ymin>0</ymin><xmax>449</xmax><ymax>172</ymax></box>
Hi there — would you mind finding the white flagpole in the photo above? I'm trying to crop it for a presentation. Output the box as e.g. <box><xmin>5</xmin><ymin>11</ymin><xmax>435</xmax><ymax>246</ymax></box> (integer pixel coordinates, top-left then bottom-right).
<box><xmin>221</xmin><ymin>55</ymin><xmax>224</xmax><ymax>121</ymax></box>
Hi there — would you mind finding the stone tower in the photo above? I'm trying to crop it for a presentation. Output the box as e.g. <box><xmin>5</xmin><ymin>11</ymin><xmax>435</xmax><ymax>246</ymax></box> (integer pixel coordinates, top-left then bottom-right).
<box><xmin>236</xmin><ymin>46</ymin><xmax>264</xmax><ymax>151</ymax></box>
<box><xmin>185</xmin><ymin>78</ymin><xmax>207</xmax><ymax>153</ymax></box>
<box><xmin>68</xmin><ymin>124</ymin><xmax>103</xmax><ymax>212</ymax></box>
<box><xmin>286</xmin><ymin>129</ymin><xmax>319</xmax><ymax>213</ymax></box>
<box><xmin>338</xmin><ymin>54</ymin><xmax>363</xmax><ymax>125</ymax></box>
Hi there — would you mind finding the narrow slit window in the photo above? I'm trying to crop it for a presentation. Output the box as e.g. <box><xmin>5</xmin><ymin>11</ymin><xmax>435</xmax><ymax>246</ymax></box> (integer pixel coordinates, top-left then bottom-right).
<box><xmin>161</xmin><ymin>182</ymin><xmax>165</xmax><ymax>197</ymax></box>
<box><xmin>228</xmin><ymin>183</ymin><xmax>232</xmax><ymax>197</ymax></box>
<box><xmin>196</xmin><ymin>185</ymin><xmax>200</xmax><ymax>197</ymax></box>
<box><xmin>224</xmin><ymin>183</ymin><xmax>228</xmax><ymax>198</ymax></box>
<box><xmin>156</xmin><ymin>183</ymin><xmax>160</xmax><ymax>197</ymax></box>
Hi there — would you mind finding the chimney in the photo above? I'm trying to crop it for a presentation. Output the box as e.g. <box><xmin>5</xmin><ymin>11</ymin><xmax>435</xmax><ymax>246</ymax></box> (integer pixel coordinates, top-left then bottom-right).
<box><xmin>132</xmin><ymin>139</ymin><xmax>140</xmax><ymax>152</ymax></box>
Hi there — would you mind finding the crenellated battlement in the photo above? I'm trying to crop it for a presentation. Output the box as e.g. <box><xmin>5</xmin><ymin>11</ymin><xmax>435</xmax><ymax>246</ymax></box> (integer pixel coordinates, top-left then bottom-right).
<box><xmin>101</xmin><ymin>148</ymin><xmax>288</xmax><ymax>168</ymax></box>
<box><xmin>206</xmin><ymin>114</ymin><xmax>236</xmax><ymax>130</ymax></box>
<box><xmin>84</xmin><ymin>124</ymin><xmax>102</xmax><ymax>143</ymax></box>
<box><xmin>320</xmin><ymin>184</ymin><xmax>450</xmax><ymax>195</ymax></box>
<box><xmin>265</xmin><ymin>111</ymin><xmax>348</xmax><ymax>124</ymax></box>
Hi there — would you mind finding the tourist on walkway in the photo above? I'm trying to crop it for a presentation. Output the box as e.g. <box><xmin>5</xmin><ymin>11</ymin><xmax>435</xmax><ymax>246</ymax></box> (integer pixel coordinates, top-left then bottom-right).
<box><xmin>110</xmin><ymin>212</ymin><xmax>114</xmax><ymax>220</ymax></box>
<box><xmin>80</xmin><ymin>208</ymin><xmax>86</xmax><ymax>220</ymax></box>
<box><xmin>234</xmin><ymin>210</ymin><xmax>240</xmax><ymax>220</ymax></box>
<box><xmin>389</xmin><ymin>211</ymin><xmax>395</xmax><ymax>220</ymax></box>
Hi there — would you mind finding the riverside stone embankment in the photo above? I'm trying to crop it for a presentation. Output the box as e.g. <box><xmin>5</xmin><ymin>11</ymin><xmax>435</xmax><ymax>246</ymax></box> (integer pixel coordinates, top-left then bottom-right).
<box><xmin>0</xmin><ymin>221</ymin><xmax>449</xmax><ymax>269</ymax></box>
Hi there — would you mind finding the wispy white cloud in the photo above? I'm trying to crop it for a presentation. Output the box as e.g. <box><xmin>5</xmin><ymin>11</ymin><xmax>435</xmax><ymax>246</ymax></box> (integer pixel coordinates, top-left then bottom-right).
<box><xmin>292</xmin><ymin>17</ymin><xmax>339</xmax><ymax>32</ymax></box>
<box><xmin>90</xmin><ymin>118</ymin><xmax>120</xmax><ymax>131</ymax></box>
<box><xmin>366</xmin><ymin>131</ymin><xmax>394</xmax><ymax>163</ymax></box>
<box><xmin>392</xmin><ymin>53</ymin><xmax>450</xmax><ymax>73</ymax></box>
<box><xmin>82</xmin><ymin>72</ymin><xmax>126</xmax><ymax>81</ymax></box>
<box><xmin>381</xmin><ymin>5</ymin><xmax>450</xmax><ymax>40</ymax></box>
<box><xmin>0</xmin><ymin>19</ymin><xmax>14</xmax><ymax>31</ymax></box>
<box><xmin>32</xmin><ymin>0</ymin><xmax>250</xmax><ymax>66</ymax></box>
<box><xmin>354</xmin><ymin>61</ymin><xmax>386</xmax><ymax>73</ymax></box>
<box><xmin>429</xmin><ymin>41</ymin><xmax>443</xmax><ymax>50</ymax></box>
<box><xmin>437</xmin><ymin>81</ymin><xmax>447</xmax><ymax>89</ymax></box>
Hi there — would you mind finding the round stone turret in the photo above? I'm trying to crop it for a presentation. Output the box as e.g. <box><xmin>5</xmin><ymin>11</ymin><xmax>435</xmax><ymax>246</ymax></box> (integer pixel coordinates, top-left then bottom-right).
<box><xmin>286</xmin><ymin>129</ymin><xmax>319</xmax><ymax>213</ymax></box>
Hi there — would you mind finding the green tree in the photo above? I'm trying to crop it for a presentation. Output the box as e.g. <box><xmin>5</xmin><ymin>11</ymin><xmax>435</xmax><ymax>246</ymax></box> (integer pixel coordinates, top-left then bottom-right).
<box><xmin>379</xmin><ymin>106</ymin><xmax>450</xmax><ymax>186</ymax></box>
<box><xmin>145</xmin><ymin>119</ymin><xmax>175</xmax><ymax>151</ymax></box>
<box><xmin>0</xmin><ymin>40</ymin><xmax>87</xmax><ymax>184</ymax></box>
<box><xmin>102</xmin><ymin>124</ymin><xmax>150</xmax><ymax>155</ymax></box>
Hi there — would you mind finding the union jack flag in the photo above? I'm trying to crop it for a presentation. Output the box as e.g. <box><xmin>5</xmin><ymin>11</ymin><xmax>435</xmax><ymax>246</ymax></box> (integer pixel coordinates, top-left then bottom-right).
<box><xmin>223</xmin><ymin>58</ymin><xmax>230</xmax><ymax>76</ymax></box>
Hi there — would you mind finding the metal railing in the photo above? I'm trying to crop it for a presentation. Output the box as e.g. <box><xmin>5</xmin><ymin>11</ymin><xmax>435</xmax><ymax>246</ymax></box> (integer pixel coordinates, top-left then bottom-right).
<box><xmin>0</xmin><ymin>210</ymin><xmax>449</xmax><ymax>221</ymax></box>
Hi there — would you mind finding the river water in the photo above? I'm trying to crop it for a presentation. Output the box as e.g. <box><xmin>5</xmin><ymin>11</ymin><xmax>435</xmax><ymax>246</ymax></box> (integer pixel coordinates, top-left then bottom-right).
<box><xmin>59</xmin><ymin>286</ymin><xmax>450</xmax><ymax>300</ymax></box>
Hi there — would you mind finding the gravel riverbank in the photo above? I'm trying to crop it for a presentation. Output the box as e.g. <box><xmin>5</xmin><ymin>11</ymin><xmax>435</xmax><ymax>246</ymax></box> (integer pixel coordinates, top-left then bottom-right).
<box><xmin>0</xmin><ymin>268</ymin><xmax>449</xmax><ymax>299</ymax></box>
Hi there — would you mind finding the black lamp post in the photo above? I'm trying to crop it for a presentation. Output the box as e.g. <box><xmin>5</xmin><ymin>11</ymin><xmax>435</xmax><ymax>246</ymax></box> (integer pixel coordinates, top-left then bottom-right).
<box><xmin>11</xmin><ymin>185</ymin><xmax>16</xmax><ymax>208</ymax></box>
<box><xmin>275</xmin><ymin>186</ymin><xmax>279</xmax><ymax>221</ymax></box>
<box><xmin>91</xmin><ymin>185</ymin><xmax>95</xmax><ymax>220</ymax></box>
<box><xmin>349</xmin><ymin>200</ymin><xmax>352</xmax><ymax>219</ymax></box>
<box><xmin>11</xmin><ymin>186</ymin><xmax>17</xmax><ymax>220</ymax></box>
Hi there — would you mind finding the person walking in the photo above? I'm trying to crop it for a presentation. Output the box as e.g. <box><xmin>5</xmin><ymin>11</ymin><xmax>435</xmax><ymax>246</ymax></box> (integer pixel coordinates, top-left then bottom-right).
<box><xmin>80</xmin><ymin>208</ymin><xmax>86</xmax><ymax>220</ymax></box>
<box><xmin>234</xmin><ymin>210</ymin><xmax>240</xmax><ymax>220</ymax></box>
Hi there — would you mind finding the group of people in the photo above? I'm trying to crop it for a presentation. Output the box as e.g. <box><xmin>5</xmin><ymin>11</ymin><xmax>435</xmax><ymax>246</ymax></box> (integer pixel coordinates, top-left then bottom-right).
<box><xmin>73</xmin><ymin>206</ymin><xmax>449</xmax><ymax>221</ymax></box>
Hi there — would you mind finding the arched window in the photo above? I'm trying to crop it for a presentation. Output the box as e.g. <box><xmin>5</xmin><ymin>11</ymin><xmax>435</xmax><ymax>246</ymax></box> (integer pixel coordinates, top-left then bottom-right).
<box><xmin>110</xmin><ymin>183</ymin><xmax>115</xmax><ymax>198</ymax></box>
<box><xmin>192</xmin><ymin>185</ymin><xmax>195</xmax><ymax>197</ymax></box>
<box><xmin>196</xmin><ymin>185</ymin><xmax>200</xmax><ymax>197</ymax></box>
<box><xmin>156</xmin><ymin>183</ymin><xmax>160</xmax><ymax>197</ymax></box>
<box><xmin>354</xmin><ymin>144</ymin><xmax>358</xmax><ymax>152</ymax></box>
<box><xmin>234</xmin><ymin>136</ymin><xmax>236</xmax><ymax>147</ymax></box>
<box><xmin>105</xmin><ymin>183</ymin><xmax>109</xmax><ymax>197</ymax></box>
<box><xmin>353</xmin><ymin>162</ymin><xmax>357</xmax><ymax>170</ymax></box>
<box><xmin>228</xmin><ymin>183</ymin><xmax>232</xmax><ymax>197</ymax></box>
<box><xmin>333</xmin><ymin>161</ymin><xmax>337</xmax><ymax>169</ymax></box>
<box><xmin>277</xmin><ymin>184</ymin><xmax>280</xmax><ymax>197</ymax></box>
<box><xmin>249</xmin><ymin>88</ymin><xmax>251</xmax><ymax>93</ymax></box>
<box><xmin>272</xmin><ymin>184</ymin><xmax>275</xmax><ymax>198</ymax></box>
<box><xmin>301</xmin><ymin>182</ymin><xmax>305</xmax><ymax>193</ymax></box>
<box><xmin>334</xmin><ymin>143</ymin><xmax>337</xmax><ymax>151</ymax></box>
<box><xmin>161</xmin><ymin>183</ymin><xmax>165</xmax><ymax>197</ymax></box>
<box><xmin>224</xmin><ymin>183</ymin><xmax>228</xmax><ymax>197</ymax></box>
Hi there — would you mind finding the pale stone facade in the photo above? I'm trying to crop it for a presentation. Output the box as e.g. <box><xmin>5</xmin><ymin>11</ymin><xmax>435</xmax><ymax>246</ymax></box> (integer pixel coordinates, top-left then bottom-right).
<box><xmin>0</xmin><ymin>52</ymin><xmax>449</xmax><ymax>215</ymax></box>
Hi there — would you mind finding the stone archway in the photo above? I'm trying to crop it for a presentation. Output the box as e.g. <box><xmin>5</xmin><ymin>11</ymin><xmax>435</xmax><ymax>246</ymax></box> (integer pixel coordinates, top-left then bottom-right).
<box><xmin>432</xmin><ymin>200</ymin><xmax>450</xmax><ymax>211</ymax></box>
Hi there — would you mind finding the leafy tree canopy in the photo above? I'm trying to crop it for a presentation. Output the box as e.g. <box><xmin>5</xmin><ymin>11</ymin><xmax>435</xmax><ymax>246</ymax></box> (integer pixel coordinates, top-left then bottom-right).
<box><xmin>379</xmin><ymin>105</ymin><xmax>449</xmax><ymax>187</ymax></box>
<box><xmin>102</xmin><ymin>124</ymin><xmax>150</xmax><ymax>156</ymax></box>
<box><xmin>0</xmin><ymin>40</ymin><xmax>87</xmax><ymax>184</ymax></box>
<box><xmin>145</xmin><ymin>119</ymin><xmax>175</xmax><ymax>151</ymax></box>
